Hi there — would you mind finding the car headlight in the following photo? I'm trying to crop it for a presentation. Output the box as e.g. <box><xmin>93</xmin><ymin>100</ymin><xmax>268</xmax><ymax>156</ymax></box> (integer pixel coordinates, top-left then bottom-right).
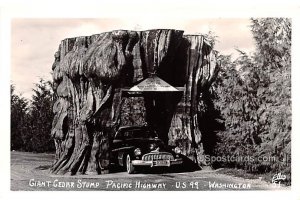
<box><xmin>134</xmin><ymin>148</ymin><xmax>142</xmax><ymax>156</ymax></box>
<box><xmin>174</xmin><ymin>147</ymin><xmax>181</xmax><ymax>154</ymax></box>
<box><xmin>149</xmin><ymin>143</ymin><xmax>156</xmax><ymax>150</ymax></box>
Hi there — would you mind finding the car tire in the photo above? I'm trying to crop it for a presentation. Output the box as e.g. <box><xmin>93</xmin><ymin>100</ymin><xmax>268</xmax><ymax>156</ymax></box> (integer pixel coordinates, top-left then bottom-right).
<box><xmin>126</xmin><ymin>154</ymin><xmax>135</xmax><ymax>174</ymax></box>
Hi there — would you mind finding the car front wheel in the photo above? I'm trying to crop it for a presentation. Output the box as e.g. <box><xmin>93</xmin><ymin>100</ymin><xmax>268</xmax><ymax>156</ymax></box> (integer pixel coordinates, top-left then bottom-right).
<box><xmin>126</xmin><ymin>154</ymin><xmax>135</xmax><ymax>174</ymax></box>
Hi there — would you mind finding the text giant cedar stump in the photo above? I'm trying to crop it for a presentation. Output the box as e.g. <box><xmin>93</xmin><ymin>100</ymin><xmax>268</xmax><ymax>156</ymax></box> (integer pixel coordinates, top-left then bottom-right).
<box><xmin>51</xmin><ymin>29</ymin><xmax>219</xmax><ymax>175</ymax></box>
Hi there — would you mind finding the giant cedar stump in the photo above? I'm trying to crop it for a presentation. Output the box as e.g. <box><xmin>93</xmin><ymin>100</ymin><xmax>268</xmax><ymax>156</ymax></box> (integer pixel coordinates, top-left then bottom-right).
<box><xmin>50</xmin><ymin>29</ymin><xmax>219</xmax><ymax>175</ymax></box>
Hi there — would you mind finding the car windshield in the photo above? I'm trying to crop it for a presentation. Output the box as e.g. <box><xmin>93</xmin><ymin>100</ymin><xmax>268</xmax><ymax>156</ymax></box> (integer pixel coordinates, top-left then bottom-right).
<box><xmin>115</xmin><ymin>128</ymin><xmax>157</xmax><ymax>140</ymax></box>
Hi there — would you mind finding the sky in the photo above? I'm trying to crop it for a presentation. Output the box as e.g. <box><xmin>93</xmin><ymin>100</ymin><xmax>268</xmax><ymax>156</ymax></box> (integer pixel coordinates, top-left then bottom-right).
<box><xmin>11</xmin><ymin>18</ymin><xmax>256</xmax><ymax>99</ymax></box>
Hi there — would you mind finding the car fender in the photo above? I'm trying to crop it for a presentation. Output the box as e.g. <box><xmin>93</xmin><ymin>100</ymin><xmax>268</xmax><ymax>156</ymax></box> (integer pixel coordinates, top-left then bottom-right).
<box><xmin>112</xmin><ymin>146</ymin><xmax>136</xmax><ymax>166</ymax></box>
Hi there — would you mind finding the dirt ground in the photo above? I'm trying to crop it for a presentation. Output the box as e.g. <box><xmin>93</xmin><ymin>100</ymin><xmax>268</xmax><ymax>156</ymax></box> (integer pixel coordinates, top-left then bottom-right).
<box><xmin>10</xmin><ymin>151</ymin><xmax>289</xmax><ymax>191</ymax></box>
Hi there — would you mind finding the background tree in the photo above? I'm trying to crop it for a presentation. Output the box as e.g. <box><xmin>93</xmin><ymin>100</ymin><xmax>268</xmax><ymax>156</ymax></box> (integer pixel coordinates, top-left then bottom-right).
<box><xmin>11</xmin><ymin>85</ymin><xmax>28</xmax><ymax>151</ymax></box>
<box><xmin>23</xmin><ymin>79</ymin><xmax>55</xmax><ymax>152</ymax></box>
<box><xmin>212</xmin><ymin>18</ymin><xmax>291</xmax><ymax>181</ymax></box>
<box><xmin>11</xmin><ymin>79</ymin><xmax>55</xmax><ymax>152</ymax></box>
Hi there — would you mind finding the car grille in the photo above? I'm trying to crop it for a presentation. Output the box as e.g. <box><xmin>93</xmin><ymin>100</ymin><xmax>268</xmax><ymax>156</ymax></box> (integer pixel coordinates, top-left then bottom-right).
<box><xmin>142</xmin><ymin>153</ymin><xmax>174</xmax><ymax>161</ymax></box>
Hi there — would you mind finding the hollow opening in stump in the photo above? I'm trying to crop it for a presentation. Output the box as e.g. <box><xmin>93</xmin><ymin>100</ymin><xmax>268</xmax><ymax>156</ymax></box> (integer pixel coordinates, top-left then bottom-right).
<box><xmin>121</xmin><ymin>78</ymin><xmax>184</xmax><ymax>144</ymax></box>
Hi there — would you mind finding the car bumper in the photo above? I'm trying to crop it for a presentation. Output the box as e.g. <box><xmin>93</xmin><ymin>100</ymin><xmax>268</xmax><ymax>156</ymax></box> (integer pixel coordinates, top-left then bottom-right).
<box><xmin>131</xmin><ymin>159</ymin><xmax>183</xmax><ymax>167</ymax></box>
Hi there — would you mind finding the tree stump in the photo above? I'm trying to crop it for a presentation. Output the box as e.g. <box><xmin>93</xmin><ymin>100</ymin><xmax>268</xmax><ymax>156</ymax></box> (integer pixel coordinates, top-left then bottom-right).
<box><xmin>50</xmin><ymin>29</ymin><xmax>219</xmax><ymax>175</ymax></box>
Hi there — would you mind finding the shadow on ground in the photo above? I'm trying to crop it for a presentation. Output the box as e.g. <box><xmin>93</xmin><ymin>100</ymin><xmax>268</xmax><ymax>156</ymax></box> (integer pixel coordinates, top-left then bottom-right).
<box><xmin>35</xmin><ymin>165</ymin><xmax>52</xmax><ymax>170</ymax></box>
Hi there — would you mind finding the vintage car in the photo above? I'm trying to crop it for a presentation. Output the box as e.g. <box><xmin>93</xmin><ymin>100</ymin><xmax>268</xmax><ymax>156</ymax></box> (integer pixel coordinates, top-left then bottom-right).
<box><xmin>111</xmin><ymin>126</ymin><xmax>183</xmax><ymax>174</ymax></box>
